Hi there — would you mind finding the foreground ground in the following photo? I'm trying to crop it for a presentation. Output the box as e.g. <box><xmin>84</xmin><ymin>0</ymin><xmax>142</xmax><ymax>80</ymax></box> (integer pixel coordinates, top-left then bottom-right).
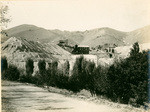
<box><xmin>2</xmin><ymin>80</ymin><xmax>145</xmax><ymax>112</ymax></box>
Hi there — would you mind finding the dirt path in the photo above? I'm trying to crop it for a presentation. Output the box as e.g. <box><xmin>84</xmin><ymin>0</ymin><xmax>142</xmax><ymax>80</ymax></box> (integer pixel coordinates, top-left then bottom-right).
<box><xmin>1</xmin><ymin>80</ymin><xmax>140</xmax><ymax>112</ymax></box>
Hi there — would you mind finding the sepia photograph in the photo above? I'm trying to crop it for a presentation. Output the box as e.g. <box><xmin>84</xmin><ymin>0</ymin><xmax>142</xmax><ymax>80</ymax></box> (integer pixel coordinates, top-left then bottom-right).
<box><xmin>1</xmin><ymin>0</ymin><xmax>150</xmax><ymax>112</ymax></box>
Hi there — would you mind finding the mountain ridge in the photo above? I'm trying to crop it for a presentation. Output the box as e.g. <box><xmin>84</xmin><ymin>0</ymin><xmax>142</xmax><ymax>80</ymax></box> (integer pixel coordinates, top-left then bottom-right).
<box><xmin>3</xmin><ymin>24</ymin><xmax>150</xmax><ymax>47</ymax></box>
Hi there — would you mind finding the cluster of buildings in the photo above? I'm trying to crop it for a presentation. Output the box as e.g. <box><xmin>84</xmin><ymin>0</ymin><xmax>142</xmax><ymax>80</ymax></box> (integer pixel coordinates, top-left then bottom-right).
<box><xmin>57</xmin><ymin>39</ymin><xmax>118</xmax><ymax>68</ymax></box>
<box><xmin>58</xmin><ymin>39</ymin><xmax>117</xmax><ymax>56</ymax></box>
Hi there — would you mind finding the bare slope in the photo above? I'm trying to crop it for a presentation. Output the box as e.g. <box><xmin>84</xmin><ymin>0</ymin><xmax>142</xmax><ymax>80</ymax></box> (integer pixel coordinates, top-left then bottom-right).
<box><xmin>124</xmin><ymin>25</ymin><xmax>150</xmax><ymax>45</ymax></box>
<box><xmin>81</xmin><ymin>27</ymin><xmax>127</xmax><ymax>47</ymax></box>
<box><xmin>1</xmin><ymin>37</ymin><xmax>71</xmax><ymax>64</ymax></box>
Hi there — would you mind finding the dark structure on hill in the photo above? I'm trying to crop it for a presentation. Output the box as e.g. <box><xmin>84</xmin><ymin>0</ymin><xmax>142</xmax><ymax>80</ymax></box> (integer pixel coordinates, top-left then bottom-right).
<box><xmin>58</xmin><ymin>39</ymin><xmax>68</xmax><ymax>46</ymax></box>
<box><xmin>72</xmin><ymin>45</ymin><xmax>89</xmax><ymax>54</ymax></box>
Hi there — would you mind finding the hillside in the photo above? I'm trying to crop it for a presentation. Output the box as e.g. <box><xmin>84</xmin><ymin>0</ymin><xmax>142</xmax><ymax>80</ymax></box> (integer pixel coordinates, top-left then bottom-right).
<box><xmin>124</xmin><ymin>25</ymin><xmax>150</xmax><ymax>45</ymax></box>
<box><xmin>81</xmin><ymin>27</ymin><xmax>126</xmax><ymax>47</ymax></box>
<box><xmin>1</xmin><ymin>37</ymin><xmax>71</xmax><ymax>64</ymax></box>
<box><xmin>4</xmin><ymin>24</ymin><xmax>150</xmax><ymax>47</ymax></box>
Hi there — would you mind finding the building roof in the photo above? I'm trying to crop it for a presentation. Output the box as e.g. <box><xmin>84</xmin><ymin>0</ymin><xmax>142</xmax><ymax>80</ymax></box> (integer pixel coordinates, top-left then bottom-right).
<box><xmin>78</xmin><ymin>45</ymin><xmax>89</xmax><ymax>47</ymax></box>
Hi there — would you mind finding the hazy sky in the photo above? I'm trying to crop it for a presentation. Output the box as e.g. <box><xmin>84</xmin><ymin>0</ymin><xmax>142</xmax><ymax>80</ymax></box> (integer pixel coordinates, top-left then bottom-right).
<box><xmin>3</xmin><ymin>0</ymin><xmax>150</xmax><ymax>31</ymax></box>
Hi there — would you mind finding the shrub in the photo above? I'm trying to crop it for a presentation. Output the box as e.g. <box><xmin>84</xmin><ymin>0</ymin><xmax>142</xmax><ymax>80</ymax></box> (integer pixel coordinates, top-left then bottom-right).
<box><xmin>55</xmin><ymin>70</ymin><xmax>69</xmax><ymax>89</ymax></box>
<box><xmin>3</xmin><ymin>65</ymin><xmax>20</xmax><ymax>81</ymax></box>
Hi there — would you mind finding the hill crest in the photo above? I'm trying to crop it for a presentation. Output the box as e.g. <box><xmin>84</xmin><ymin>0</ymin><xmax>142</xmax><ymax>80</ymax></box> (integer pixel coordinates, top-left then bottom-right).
<box><xmin>4</xmin><ymin>24</ymin><xmax>150</xmax><ymax>47</ymax></box>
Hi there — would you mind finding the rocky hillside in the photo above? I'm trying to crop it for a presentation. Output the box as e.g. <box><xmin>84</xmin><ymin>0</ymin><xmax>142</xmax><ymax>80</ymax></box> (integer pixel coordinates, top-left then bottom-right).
<box><xmin>4</xmin><ymin>24</ymin><xmax>150</xmax><ymax>47</ymax></box>
<box><xmin>1</xmin><ymin>37</ymin><xmax>71</xmax><ymax>64</ymax></box>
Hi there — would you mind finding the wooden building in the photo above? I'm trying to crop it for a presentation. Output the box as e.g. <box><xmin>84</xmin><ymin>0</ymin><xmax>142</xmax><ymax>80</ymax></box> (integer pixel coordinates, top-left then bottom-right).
<box><xmin>72</xmin><ymin>45</ymin><xmax>89</xmax><ymax>54</ymax></box>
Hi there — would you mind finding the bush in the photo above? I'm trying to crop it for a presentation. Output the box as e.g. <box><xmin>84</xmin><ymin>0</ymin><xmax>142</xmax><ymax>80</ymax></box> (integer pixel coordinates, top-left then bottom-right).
<box><xmin>3</xmin><ymin>65</ymin><xmax>20</xmax><ymax>81</ymax></box>
<box><xmin>55</xmin><ymin>70</ymin><xmax>69</xmax><ymax>89</ymax></box>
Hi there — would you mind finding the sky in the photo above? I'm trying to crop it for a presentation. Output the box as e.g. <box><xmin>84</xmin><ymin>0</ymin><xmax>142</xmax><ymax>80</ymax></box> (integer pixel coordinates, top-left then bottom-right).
<box><xmin>2</xmin><ymin>0</ymin><xmax>150</xmax><ymax>31</ymax></box>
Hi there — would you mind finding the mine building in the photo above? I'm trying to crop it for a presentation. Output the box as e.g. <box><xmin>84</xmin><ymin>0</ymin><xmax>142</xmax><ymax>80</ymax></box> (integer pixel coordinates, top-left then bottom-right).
<box><xmin>58</xmin><ymin>39</ymin><xmax>68</xmax><ymax>46</ymax></box>
<box><xmin>72</xmin><ymin>45</ymin><xmax>89</xmax><ymax>54</ymax></box>
<box><xmin>103</xmin><ymin>44</ymin><xmax>117</xmax><ymax>53</ymax></box>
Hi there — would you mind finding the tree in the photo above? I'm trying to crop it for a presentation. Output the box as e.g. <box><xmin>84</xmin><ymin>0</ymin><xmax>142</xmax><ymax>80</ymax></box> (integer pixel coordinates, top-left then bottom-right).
<box><xmin>1</xmin><ymin>57</ymin><xmax>8</xmax><ymax>79</ymax></box>
<box><xmin>25</xmin><ymin>58</ymin><xmax>34</xmax><ymax>76</ymax></box>
<box><xmin>63</xmin><ymin>60</ymin><xmax>70</xmax><ymax>76</ymax></box>
<box><xmin>85</xmin><ymin>61</ymin><xmax>96</xmax><ymax>96</ymax></box>
<box><xmin>70</xmin><ymin>56</ymin><xmax>96</xmax><ymax>93</ymax></box>
<box><xmin>107</xmin><ymin>42</ymin><xmax>148</xmax><ymax>106</ymax></box>
<box><xmin>49</xmin><ymin>61</ymin><xmax>58</xmax><ymax>86</ymax></box>
<box><xmin>38</xmin><ymin>60</ymin><xmax>46</xmax><ymax>75</ymax></box>
<box><xmin>130</xmin><ymin>42</ymin><xmax>140</xmax><ymax>57</ymax></box>
<box><xmin>93</xmin><ymin>65</ymin><xmax>109</xmax><ymax>96</ymax></box>
<box><xmin>69</xmin><ymin>56</ymin><xmax>85</xmax><ymax>92</ymax></box>
<box><xmin>1</xmin><ymin>57</ymin><xmax>8</xmax><ymax>72</ymax></box>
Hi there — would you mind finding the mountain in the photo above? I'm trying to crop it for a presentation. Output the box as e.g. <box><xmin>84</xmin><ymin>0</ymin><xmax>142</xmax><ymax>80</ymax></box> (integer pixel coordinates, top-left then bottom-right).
<box><xmin>5</xmin><ymin>24</ymin><xmax>78</xmax><ymax>45</ymax></box>
<box><xmin>4</xmin><ymin>24</ymin><xmax>150</xmax><ymax>47</ymax></box>
<box><xmin>1</xmin><ymin>37</ymin><xmax>71</xmax><ymax>65</ymax></box>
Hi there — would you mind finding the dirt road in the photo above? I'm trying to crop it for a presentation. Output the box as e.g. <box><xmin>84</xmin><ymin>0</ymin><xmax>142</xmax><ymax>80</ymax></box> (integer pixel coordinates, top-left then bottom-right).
<box><xmin>2</xmin><ymin>81</ymin><xmax>136</xmax><ymax>112</ymax></box>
